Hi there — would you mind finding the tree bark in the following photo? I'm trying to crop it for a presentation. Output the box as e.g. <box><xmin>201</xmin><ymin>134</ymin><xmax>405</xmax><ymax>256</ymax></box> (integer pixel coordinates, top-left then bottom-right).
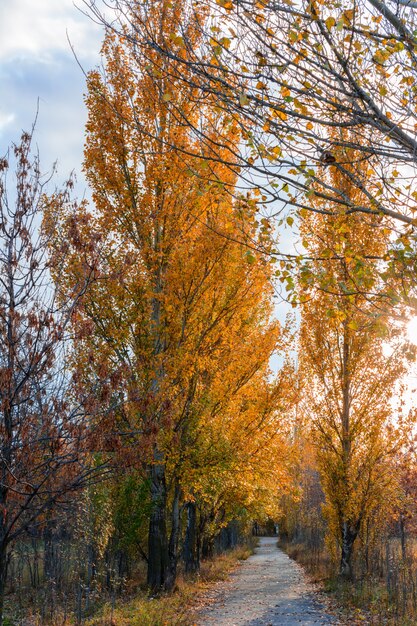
<box><xmin>184</xmin><ymin>501</ymin><xmax>199</xmax><ymax>573</ymax></box>
<box><xmin>0</xmin><ymin>405</ymin><xmax>11</xmax><ymax>626</ymax></box>
<box><xmin>400</xmin><ymin>512</ymin><xmax>406</xmax><ymax>561</ymax></box>
<box><xmin>202</xmin><ymin>535</ymin><xmax>214</xmax><ymax>559</ymax></box>
<box><xmin>147</xmin><ymin>459</ymin><xmax>168</xmax><ymax>591</ymax></box>
<box><xmin>165</xmin><ymin>481</ymin><xmax>181</xmax><ymax>591</ymax></box>
<box><xmin>338</xmin><ymin>322</ymin><xmax>358</xmax><ymax>580</ymax></box>
<box><xmin>43</xmin><ymin>517</ymin><xmax>55</xmax><ymax>583</ymax></box>
<box><xmin>0</xmin><ymin>543</ymin><xmax>9</xmax><ymax>626</ymax></box>
<box><xmin>340</xmin><ymin>522</ymin><xmax>357</xmax><ymax>579</ymax></box>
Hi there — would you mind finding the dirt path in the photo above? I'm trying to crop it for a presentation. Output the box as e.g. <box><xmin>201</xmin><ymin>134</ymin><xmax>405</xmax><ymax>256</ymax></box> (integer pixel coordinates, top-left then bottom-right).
<box><xmin>198</xmin><ymin>537</ymin><xmax>341</xmax><ymax>625</ymax></box>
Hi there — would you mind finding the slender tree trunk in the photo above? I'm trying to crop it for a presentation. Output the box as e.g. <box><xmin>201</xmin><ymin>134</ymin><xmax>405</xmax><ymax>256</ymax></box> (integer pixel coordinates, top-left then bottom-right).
<box><xmin>0</xmin><ymin>543</ymin><xmax>9</xmax><ymax>626</ymax></box>
<box><xmin>340</xmin><ymin>522</ymin><xmax>357</xmax><ymax>579</ymax></box>
<box><xmin>400</xmin><ymin>512</ymin><xmax>406</xmax><ymax>561</ymax></box>
<box><xmin>44</xmin><ymin>517</ymin><xmax>55</xmax><ymax>582</ymax></box>
<box><xmin>202</xmin><ymin>535</ymin><xmax>214</xmax><ymax>559</ymax></box>
<box><xmin>31</xmin><ymin>536</ymin><xmax>40</xmax><ymax>588</ymax></box>
<box><xmin>165</xmin><ymin>481</ymin><xmax>181</xmax><ymax>591</ymax></box>
<box><xmin>87</xmin><ymin>541</ymin><xmax>97</xmax><ymax>586</ymax></box>
<box><xmin>196</xmin><ymin>510</ymin><xmax>204</xmax><ymax>566</ymax></box>
<box><xmin>338</xmin><ymin>322</ymin><xmax>358</xmax><ymax>580</ymax></box>
<box><xmin>146</xmin><ymin>194</ymin><xmax>169</xmax><ymax>591</ymax></box>
<box><xmin>147</xmin><ymin>458</ymin><xmax>168</xmax><ymax>591</ymax></box>
<box><xmin>184</xmin><ymin>501</ymin><xmax>199</xmax><ymax>573</ymax></box>
<box><xmin>0</xmin><ymin>412</ymin><xmax>11</xmax><ymax>626</ymax></box>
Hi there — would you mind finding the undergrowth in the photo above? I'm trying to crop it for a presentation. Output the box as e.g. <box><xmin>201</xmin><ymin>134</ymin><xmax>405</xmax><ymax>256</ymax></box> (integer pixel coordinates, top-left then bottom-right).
<box><xmin>281</xmin><ymin>539</ymin><xmax>417</xmax><ymax>626</ymax></box>
<box><xmin>22</xmin><ymin>544</ymin><xmax>254</xmax><ymax>626</ymax></box>
<box><xmin>85</xmin><ymin>545</ymin><xmax>253</xmax><ymax>626</ymax></box>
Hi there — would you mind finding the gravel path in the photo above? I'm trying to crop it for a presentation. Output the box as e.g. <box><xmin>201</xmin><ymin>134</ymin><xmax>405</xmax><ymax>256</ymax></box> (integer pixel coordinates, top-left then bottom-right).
<box><xmin>199</xmin><ymin>537</ymin><xmax>340</xmax><ymax>626</ymax></box>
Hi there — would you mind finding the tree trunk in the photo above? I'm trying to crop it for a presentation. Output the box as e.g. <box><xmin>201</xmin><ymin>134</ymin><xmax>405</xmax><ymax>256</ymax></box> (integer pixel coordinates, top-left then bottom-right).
<box><xmin>44</xmin><ymin>517</ymin><xmax>55</xmax><ymax>582</ymax></box>
<box><xmin>31</xmin><ymin>536</ymin><xmax>41</xmax><ymax>588</ymax></box>
<box><xmin>399</xmin><ymin>512</ymin><xmax>406</xmax><ymax>561</ymax></box>
<box><xmin>202</xmin><ymin>535</ymin><xmax>214</xmax><ymax>559</ymax></box>
<box><xmin>0</xmin><ymin>402</ymin><xmax>11</xmax><ymax>626</ymax></box>
<box><xmin>184</xmin><ymin>501</ymin><xmax>199</xmax><ymax>573</ymax></box>
<box><xmin>147</xmin><ymin>459</ymin><xmax>168</xmax><ymax>591</ymax></box>
<box><xmin>0</xmin><ymin>543</ymin><xmax>9</xmax><ymax>626</ymax></box>
<box><xmin>340</xmin><ymin>522</ymin><xmax>357</xmax><ymax>579</ymax></box>
<box><xmin>338</xmin><ymin>322</ymin><xmax>357</xmax><ymax>581</ymax></box>
<box><xmin>87</xmin><ymin>541</ymin><xmax>97</xmax><ymax>586</ymax></box>
<box><xmin>165</xmin><ymin>481</ymin><xmax>181</xmax><ymax>591</ymax></box>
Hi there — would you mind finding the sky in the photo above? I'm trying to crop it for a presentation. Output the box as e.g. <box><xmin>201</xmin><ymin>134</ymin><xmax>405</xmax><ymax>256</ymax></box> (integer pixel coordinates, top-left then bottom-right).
<box><xmin>0</xmin><ymin>0</ymin><xmax>104</xmax><ymax>192</ymax></box>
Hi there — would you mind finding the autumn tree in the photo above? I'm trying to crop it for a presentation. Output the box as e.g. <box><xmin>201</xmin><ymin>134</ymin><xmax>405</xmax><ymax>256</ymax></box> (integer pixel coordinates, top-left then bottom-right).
<box><xmin>297</xmin><ymin>140</ymin><xmax>410</xmax><ymax>579</ymax></box>
<box><xmin>0</xmin><ymin>132</ymin><xmax>99</xmax><ymax>625</ymax></box>
<box><xmin>390</xmin><ymin>422</ymin><xmax>417</xmax><ymax>561</ymax></box>
<box><xmin>85</xmin><ymin>0</ymin><xmax>417</xmax><ymax>292</ymax></box>
<box><xmin>48</xmin><ymin>0</ymin><xmax>293</xmax><ymax>592</ymax></box>
<box><xmin>179</xmin><ymin>356</ymin><xmax>295</xmax><ymax>571</ymax></box>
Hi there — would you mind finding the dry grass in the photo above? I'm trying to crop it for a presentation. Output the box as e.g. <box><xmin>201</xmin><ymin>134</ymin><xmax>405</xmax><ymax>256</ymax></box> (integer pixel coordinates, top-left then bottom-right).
<box><xmin>281</xmin><ymin>541</ymin><xmax>332</xmax><ymax>582</ymax></box>
<box><xmin>281</xmin><ymin>537</ymin><xmax>417</xmax><ymax>626</ymax></box>
<box><xmin>83</xmin><ymin>545</ymin><xmax>254</xmax><ymax>626</ymax></box>
<box><xmin>17</xmin><ymin>544</ymin><xmax>255</xmax><ymax>626</ymax></box>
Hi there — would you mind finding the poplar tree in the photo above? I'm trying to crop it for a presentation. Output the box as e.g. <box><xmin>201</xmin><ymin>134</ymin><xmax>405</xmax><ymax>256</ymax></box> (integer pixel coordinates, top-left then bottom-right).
<box><xmin>298</xmin><ymin>139</ymin><xmax>409</xmax><ymax>578</ymax></box>
<box><xmin>49</xmin><ymin>0</ymin><xmax>290</xmax><ymax>591</ymax></box>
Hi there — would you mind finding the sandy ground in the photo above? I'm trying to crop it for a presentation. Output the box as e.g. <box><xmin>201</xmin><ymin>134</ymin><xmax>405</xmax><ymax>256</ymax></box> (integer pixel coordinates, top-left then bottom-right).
<box><xmin>198</xmin><ymin>537</ymin><xmax>341</xmax><ymax>626</ymax></box>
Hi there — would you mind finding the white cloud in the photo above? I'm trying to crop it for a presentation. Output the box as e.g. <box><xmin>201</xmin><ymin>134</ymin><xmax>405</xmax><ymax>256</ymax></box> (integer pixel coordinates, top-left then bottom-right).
<box><xmin>0</xmin><ymin>0</ymin><xmax>104</xmax><ymax>193</ymax></box>
<box><xmin>0</xmin><ymin>112</ymin><xmax>15</xmax><ymax>135</ymax></box>
<box><xmin>0</xmin><ymin>0</ymin><xmax>102</xmax><ymax>63</ymax></box>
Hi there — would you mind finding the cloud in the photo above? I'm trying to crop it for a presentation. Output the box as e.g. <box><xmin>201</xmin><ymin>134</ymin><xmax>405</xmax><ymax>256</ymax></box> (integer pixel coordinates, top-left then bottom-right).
<box><xmin>0</xmin><ymin>1</ymin><xmax>103</xmax><ymax>194</ymax></box>
<box><xmin>0</xmin><ymin>112</ymin><xmax>15</xmax><ymax>134</ymax></box>
<box><xmin>0</xmin><ymin>0</ymin><xmax>102</xmax><ymax>64</ymax></box>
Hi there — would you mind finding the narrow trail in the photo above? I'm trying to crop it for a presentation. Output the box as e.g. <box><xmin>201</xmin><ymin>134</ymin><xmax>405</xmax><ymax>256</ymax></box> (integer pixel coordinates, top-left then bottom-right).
<box><xmin>198</xmin><ymin>537</ymin><xmax>341</xmax><ymax>626</ymax></box>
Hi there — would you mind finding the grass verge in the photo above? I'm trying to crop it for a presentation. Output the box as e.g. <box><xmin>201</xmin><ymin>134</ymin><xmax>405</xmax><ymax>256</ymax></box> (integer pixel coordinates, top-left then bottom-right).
<box><xmin>83</xmin><ymin>544</ymin><xmax>254</xmax><ymax>626</ymax></box>
<box><xmin>280</xmin><ymin>539</ymin><xmax>417</xmax><ymax>625</ymax></box>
